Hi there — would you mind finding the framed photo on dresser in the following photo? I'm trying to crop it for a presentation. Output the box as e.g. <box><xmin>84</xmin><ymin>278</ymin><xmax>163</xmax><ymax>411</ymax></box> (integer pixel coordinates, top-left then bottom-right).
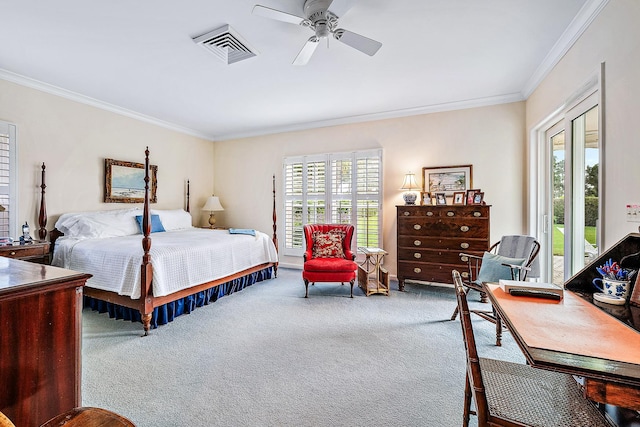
<box><xmin>422</xmin><ymin>164</ymin><xmax>472</xmax><ymax>196</ymax></box>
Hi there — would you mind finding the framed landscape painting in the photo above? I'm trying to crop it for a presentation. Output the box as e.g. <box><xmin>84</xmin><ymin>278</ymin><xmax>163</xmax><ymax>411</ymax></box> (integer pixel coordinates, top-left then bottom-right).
<box><xmin>104</xmin><ymin>158</ymin><xmax>157</xmax><ymax>203</ymax></box>
<box><xmin>422</xmin><ymin>165</ymin><xmax>472</xmax><ymax>197</ymax></box>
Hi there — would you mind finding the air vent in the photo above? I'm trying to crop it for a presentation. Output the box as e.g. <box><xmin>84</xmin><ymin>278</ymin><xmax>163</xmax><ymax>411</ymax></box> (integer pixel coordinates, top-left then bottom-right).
<box><xmin>193</xmin><ymin>25</ymin><xmax>257</xmax><ymax>64</ymax></box>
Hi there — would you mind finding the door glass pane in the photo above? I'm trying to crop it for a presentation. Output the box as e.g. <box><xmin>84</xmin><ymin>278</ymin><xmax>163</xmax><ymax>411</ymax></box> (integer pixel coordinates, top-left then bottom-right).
<box><xmin>577</xmin><ymin>106</ymin><xmax>599</xmax><ymax>268</ymax></box>
<box><xmin>551</xmin><ymin>130</ymin><xmax>566</xmax><ymax>285</ymax></box>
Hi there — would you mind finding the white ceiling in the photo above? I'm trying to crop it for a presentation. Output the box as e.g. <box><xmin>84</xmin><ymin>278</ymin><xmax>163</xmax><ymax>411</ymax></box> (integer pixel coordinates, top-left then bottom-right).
<box><xmin>0</xmin><ymin>0</ymin><xmax>604</xmax><ymax>141</ymax></box>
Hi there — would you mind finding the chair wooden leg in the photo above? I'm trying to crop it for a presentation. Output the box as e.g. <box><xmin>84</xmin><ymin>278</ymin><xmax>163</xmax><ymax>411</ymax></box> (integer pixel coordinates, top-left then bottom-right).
<box><xmin>451</xmin><ymin>306</ymin><xmax>459</xmax><ymax>321</ymax></box>
<box><xmin>349</xmin><ymin>279</ymin><xmax>354</xmax><ymax>298</ymax></box>
<box><xmin>304</xmin><ymin>279</ymin><xmax>309</xmax><ymax>298</ymax></box>
<box><xmin>463</xmin><ymin>372</ymin><xmax>472</xmax><ymax>427</ymax></box>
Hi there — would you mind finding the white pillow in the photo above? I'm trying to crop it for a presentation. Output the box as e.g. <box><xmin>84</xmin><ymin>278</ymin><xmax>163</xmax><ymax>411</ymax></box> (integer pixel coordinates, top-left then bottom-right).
<box><xmin>151</xmin><ymin>209</ymin><xmax>193</xmax><ymax>231</ymax></box>
<box><xmin>55</xmin><ymin>209</ymin><xmax>141</xmax><ymax>239</ymax></box>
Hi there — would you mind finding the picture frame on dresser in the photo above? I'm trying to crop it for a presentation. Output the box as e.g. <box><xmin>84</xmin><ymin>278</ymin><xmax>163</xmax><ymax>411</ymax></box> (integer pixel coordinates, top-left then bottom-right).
<box><xmin>422</xmin><ymin>164</ymin><xmax>472</xmax><ymax>197</ymax></box>
<box><xmin>466</xmin><ymin>189</ymin><xmax>480</xmax><ymax>205</ymax></box>
<box><xmin>472</xmin><ymin>192</ymin><xmax>485</xmax><ymax>205</ymax></box>
<box><xmin>435</xmin><ymin>192</ymin><xmax>447</xmax><ymax>205</ymax></box>
<box><xmin>421</xmin><ymin>192</ymin><xmax>431</xmax><ymax>205</ymax></box>
<box><xmin>453</xmin><ymin>191</ymin><xmax>466</xmax><ymax>205</ymax></box>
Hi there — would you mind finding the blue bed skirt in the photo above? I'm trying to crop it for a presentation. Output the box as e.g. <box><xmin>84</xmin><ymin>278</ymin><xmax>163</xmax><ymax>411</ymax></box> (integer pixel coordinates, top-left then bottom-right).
<box><xmin>84</xmin><ymin>266</ymin><xmax>273</xmax><ymax>329</ymax></box>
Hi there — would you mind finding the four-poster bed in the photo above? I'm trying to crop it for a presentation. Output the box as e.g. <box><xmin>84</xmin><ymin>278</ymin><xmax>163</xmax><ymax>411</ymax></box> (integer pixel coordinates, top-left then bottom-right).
<box><xmin>44</xmin><ymin>148</ymin><xmax>279</xmax><ymax>335</ymax></box>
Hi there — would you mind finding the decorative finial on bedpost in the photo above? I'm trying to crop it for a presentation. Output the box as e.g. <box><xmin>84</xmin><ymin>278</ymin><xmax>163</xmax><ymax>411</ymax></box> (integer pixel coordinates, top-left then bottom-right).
<box><xmin>186</xmin><ymin>179</ymin><xmax>190</xmax><ymax>213</ymax></box>
<box><xmin>38</xmin><ymin>162</ymin><xmax>48</xmax><ymax>241</ymax></box>
<box><xmin>272</xmin><ymin>174</ymin><xmax>278</xmax><ymax>277</ymax></box>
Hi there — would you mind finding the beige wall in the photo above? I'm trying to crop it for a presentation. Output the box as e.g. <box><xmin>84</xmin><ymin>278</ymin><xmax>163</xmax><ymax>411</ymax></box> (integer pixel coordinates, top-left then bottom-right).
<box><xmin>214</xmin><ymin>102</ymin><xmax>527</xmax><ymax>273</ymax></box>
<box><xmin>526</xmin><ymin>0</ymin><xmax>640</xmax><ymax>249</ymax></box>
<box><xmin>0</xmin><ymin>79</ymin><xmax>215</xmax><ymax>233</ymax></box>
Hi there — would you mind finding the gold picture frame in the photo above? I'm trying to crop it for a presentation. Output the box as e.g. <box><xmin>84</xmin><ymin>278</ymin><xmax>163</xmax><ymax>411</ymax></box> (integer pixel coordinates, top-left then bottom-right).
<box><xmin>422</xmin><ymin>164</ymin><xmax>472</xmax><ymax>197</ymax></box>
<box><xmin>104</xmin><ymin>158</ymin><xmax>157</xmax><ymax>203</ymax></box>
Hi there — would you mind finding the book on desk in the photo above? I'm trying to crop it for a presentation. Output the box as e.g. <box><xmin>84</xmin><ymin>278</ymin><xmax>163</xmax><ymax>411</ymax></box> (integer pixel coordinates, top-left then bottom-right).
<box><xmin>499</xmin><ymin>279</ymin><xmax>564</xmax><ymax>300</ymax></box>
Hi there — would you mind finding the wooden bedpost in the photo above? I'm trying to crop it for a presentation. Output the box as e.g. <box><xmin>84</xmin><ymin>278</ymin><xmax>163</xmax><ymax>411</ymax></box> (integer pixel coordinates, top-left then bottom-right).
<box><xmin>38</xmin><ymin>163</ymin><xmax>48</xmax><ymax>241</ymax></box>
<box><xmin>186</xmin><ymin>179</ymin><xmax>190</xmax><ymax>213</ymax></box>
<box><xmin>272</xmin><ymin>174</ymin><xmax>278</xmax><ymax>277</ymax></box>
<box><xmin>140</xmin><ymin>147</ymin><xmax>153</xmax><ymax>336</ymax></box>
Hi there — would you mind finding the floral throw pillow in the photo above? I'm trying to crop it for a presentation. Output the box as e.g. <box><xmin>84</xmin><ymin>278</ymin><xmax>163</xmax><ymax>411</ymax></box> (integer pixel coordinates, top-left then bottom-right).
<box><xmin>312</xmin><ymin>232</ymin><xmax>345</xmax><ymax>258</ymax></box>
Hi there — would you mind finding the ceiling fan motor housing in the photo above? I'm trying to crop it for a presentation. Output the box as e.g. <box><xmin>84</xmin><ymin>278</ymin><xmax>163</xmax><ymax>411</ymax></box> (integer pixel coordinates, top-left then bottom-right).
<box><xmin>303</xmin><ymin>0</ymin><xmax>337</xmax><ymax>38</ymax></box>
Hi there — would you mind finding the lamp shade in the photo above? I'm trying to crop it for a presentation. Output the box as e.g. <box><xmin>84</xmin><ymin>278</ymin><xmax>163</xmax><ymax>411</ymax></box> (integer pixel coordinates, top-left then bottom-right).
<box><xmin>400</xmin><ymin>172</ymin><xmax>420</xmax><ymax>190</ymax></box>
<box><xmin>202</xmin><ymin>196</ymin><xmax>224</xmax><ymax>212</ymax></box>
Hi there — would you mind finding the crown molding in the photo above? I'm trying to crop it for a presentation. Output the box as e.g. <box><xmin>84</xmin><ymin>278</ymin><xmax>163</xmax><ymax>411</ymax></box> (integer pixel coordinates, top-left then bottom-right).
<box><xmin>0</xmin><ymin>68</ymin><xmax>213</xmax><ymax>140</ymax></box>
<box><xmin>521</xmin><ymin>0</ymin><xmax>609</xmax><ymax>99</ymax></box>
<box><xmin>213</xmin><ymin>92</ymin><xmax>525</xmax><ymax>141</ymax></box>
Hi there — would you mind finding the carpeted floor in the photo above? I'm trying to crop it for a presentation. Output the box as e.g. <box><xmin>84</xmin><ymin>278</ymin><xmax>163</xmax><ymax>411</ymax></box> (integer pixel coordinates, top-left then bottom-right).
<box><xmin>81</xmin><ymin>268</ymin><xmax>525</xmax><ymax>427</ymax></box>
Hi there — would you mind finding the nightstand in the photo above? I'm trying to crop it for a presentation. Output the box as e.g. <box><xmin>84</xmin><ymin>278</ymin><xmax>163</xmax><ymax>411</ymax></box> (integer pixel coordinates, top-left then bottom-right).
<box><xmin>0</xmin><ymin>241</ymin><xmax>51</xmax><ymax>264</ymax></box>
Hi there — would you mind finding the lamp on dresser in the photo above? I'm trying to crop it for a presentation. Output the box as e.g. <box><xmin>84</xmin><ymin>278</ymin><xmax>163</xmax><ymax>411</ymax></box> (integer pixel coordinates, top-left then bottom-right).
<box><xmin>400</xmin><ymin>172</ymin><xmax>420</xmax><ymax>205</ymax></box>
<box><xmin>202</xmin><ymin>195</ymin><xmax>224</xmax><ymax>228</ymax></box>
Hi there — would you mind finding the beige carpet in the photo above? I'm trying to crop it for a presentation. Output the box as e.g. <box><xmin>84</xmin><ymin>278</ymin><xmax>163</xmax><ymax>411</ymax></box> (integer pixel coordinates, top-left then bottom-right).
<box><xmin>81</xmin><ymin>268</ymin><xmax>524</xmax><ymax>426</ymax></box>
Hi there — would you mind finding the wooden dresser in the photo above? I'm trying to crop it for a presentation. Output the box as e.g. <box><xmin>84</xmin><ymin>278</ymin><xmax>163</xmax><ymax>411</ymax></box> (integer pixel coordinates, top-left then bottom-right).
<box><xmin>0</xmin><ymin>258</ymin><xmax>91</xmax><ymax>427</ymax></box>
<box><xmin>396</xmin><ymin>205</ymin><xmax>490</xmax><ymax>290</ymax></box>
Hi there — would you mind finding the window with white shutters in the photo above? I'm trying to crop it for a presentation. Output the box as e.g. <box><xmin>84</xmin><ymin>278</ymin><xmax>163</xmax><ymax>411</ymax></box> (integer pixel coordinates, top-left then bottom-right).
<box><xmin>282</xmin><ymin>149</ymin><xmax>382</xmax><ymax>256</ymax></box>
<box><xmin>0</xmin><ymin>122</ymin><xmax>16</xmax><ymax>239</ymax></box>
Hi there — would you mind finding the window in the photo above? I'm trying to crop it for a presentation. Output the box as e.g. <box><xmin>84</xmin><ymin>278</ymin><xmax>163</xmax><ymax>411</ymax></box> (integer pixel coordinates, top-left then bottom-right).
<box><xmin>283</xmin><ymin>149</ymin><xmax>382</xmax><ymax>256</ymax></box>
<box><xmin>0</xmin><ymin>121</ymin><xmax>16</xmax><ymax>238</ymax></box>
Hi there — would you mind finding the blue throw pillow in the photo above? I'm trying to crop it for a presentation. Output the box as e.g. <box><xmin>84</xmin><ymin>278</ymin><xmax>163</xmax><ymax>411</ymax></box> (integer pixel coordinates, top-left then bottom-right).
<box><xmin>135</xmin><ymin>214</ymin><xmax>165</xmax><ymax>233</ymax></box>
<box><xmin>476</xmin><ymin>252</ymin><xmax>527</xmax><ymax>283</ymax></box>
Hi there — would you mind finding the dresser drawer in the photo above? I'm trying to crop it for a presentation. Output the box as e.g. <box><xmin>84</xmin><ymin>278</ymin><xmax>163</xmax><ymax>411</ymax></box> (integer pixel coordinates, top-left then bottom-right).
<box><xmin>398</xmin><ymin>236</ymin><xmax>488</xmax><ymax>251</ymax></box>
<box><xmin>398</xmin><ymin>261</ymin><xmax>457</xmax><ymax>284</ymax></box>
<box><xmin>398</xmin><ymin>219</ymin><xmax>488</xmax><ymax>237</ymax></box>
<box><xmin>398</xmin><ymin>248</ymin><xmax>482</xmax><ymax>265</ymax></box>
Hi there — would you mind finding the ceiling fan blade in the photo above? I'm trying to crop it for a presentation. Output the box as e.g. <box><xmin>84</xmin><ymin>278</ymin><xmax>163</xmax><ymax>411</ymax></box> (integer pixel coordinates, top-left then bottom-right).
<box><xmin>333</xmin><ymin>29</ymin><xmax>382</xmax><ymax>56</ymax></box>
<box><xmin>293</xmin><ymin>37</ymin><xmax>320</xmax><ymax>65</ymax></box>
<box><xmin>327</xmin><ymin>0</ymin><xmax>357</xmax><ymax>18</ymax></box>
<box><xmin>252</xmin><ymin>5</ymin><xmax>306</xmax><ymax>25</ymax></box>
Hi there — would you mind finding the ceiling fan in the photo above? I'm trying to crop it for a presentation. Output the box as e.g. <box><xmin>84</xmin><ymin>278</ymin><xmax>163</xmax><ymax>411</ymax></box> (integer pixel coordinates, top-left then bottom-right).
<box><xmin>252</xmin><ymin>0</ymin><xmax>382</xmax><ymax>65</ymax></box>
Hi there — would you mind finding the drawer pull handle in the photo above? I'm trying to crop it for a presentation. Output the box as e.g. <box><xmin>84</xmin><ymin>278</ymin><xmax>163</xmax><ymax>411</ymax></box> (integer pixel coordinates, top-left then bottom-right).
<box><xmin>10</xmin><ymin>251</ymin><xmax>16</xmax><ymax>256</ymax></box>
<box><xmin>460</xmin><ymin>256</ymin><xmax>469</xmax><ymax>262</ymax></box>
<box><xmin>413</xmin><ymin>224</ymin><xmax>421</xmax><ymax>230</ymax></box>
<box><xmin>460</xmin><ymin>243</ymin><xmax>470</xmax><ymax>249</ymax></box>
<box><xmin>414</xmin><ymin>267</ymin><xmax>422</xmax><ymax>274</ymax></box>
<box><xmin>447</xmin><ymin>211</ymin><xmax>455</xmax><ymax>217</ymax></box>
<box><xmin>460</xmin><ymin>226</ymin><xmax>470</xmax><ymax>232</ymax></box>
<box><xmin>473</xmin><ymin>211</ymin><xmax>481</xmax><ymax>217</ymax></box>
<box><xmin>403</xmin><ymin>211</ymin><xmax>410</xmax><ymax>216</ymax></box>
<box><xmin>414</xmin><ymin>240</ymin><xmax>422</xmax><ymax>246</ymax></box>
<box><xmin>426</xmin><ymin>211</ymin><xmax>434</xmax><ymax>217</ymax></box>
<box><xmin>414</xmin><ymin>253</ymin><xmax>421</xmax><ymax>259</ymax></box>
<box><xmin>461</xmin><ymin>272</ymin><xmax>469</xmax><ymax>279</ymax></box>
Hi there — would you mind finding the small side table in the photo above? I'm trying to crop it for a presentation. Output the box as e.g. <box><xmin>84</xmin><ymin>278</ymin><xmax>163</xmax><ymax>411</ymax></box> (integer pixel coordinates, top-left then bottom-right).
<box><xmin>0</xmin><ymin>240</ymin><xmax>51</xmax><ymax>264</ymax></box>
<box><xmin>357</xmin><ymin>247</ymin><xmax>390</xmax><ymax>296</ymax></box>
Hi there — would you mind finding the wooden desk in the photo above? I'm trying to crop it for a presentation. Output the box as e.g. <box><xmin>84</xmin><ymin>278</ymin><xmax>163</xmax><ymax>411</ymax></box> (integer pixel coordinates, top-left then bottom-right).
<box><xmin>0</xmin><ymin>258</ymin><xmax>91</xmax><ymax>427</ymax></box>
<box><xmin>485</xmin><ymin>283</ymin><xmax>640</xmax><ymax>411</ymax></box>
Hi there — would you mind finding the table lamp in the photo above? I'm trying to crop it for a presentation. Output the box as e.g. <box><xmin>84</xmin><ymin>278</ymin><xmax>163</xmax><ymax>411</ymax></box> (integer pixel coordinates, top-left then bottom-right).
<box><xmin>202</xmin><ymin>195</ymin><xmax>224</xmax><ymax>228</ymax></box>
<box><xmin>400</xmin><ymin>172</ymin><xmax>420</xmax><ymax>205</ymax></box>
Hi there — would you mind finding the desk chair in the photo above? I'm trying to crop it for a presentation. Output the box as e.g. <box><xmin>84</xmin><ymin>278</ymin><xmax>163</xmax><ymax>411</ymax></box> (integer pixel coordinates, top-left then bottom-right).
<box><xmin>452</xmin><ymin>270</ymin><xmax>613</xmax><ymax>427</ymax></box>
<box><xmin>302</xmin><ymin>224</ymin><xmax>358</xmax><ymax>298</ymax></box>
<box><xmin>451</xmin><ymin>235</ymin><xmax>540</xmax><ymax>346</ymax></box>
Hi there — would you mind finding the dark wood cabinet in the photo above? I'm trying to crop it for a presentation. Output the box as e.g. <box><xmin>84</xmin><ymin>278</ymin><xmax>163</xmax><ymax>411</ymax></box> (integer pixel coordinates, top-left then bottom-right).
<box><xmin>396</xmin><ymin>205</ymin><xmax>490</xmax><ymax>290</ymax></box>
<box><xmin>0</xmin><ymin>258</ymin><xmax>91</xmax><ymax>427</ymax></box>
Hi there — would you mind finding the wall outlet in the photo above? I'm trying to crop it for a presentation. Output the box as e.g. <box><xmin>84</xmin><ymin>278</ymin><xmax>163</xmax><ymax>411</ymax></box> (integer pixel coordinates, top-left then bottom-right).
<box><xmin>627</xmin><ymin>204</ymin><xmax>640</xmax><ymax>222</ymax></box>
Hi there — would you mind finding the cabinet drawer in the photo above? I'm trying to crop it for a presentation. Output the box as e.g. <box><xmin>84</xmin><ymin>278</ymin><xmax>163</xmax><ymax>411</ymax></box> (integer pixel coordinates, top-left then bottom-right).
<box><xmin>398</xmin><ymin>207</ymin><xmax>440</xmax><ymax>218</ymax></box>
<box><xmin>0</xmin><ymin>245</ymin><xmax>48</xmax><ymax>259</ymax></box>
<box><xmin>398</xmin><ymin>248</ymin><xmax>475</xmax><ymax>265</ymax></box>
<box><xmin>398</xmin><ymin>261</ymin><xmax>457</xmax><ymax>284</ymax></box>
<box><xmin>398</xmin><ymin>236</ymin><xmax>488</xmax><ymax>251</ymax></box>
<box><xmin>398</xmin><ymin>218</ymin><xmax>488</xmax><ymax>237</ymax></box>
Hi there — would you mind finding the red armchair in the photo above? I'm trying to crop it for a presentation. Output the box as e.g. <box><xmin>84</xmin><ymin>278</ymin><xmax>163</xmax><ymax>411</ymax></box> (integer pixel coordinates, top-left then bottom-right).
<box><xmin>302</xmin><ymin>224</ymin><xmax>358</xmax><ymax>298</ymax></box>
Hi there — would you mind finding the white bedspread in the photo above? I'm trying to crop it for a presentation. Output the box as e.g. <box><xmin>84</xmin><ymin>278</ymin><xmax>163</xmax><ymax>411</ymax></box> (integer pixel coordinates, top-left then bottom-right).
<box><xmin>52</xmin><ymin>228</ymin><xmax>278</xmax><ymax>298</ymax></box>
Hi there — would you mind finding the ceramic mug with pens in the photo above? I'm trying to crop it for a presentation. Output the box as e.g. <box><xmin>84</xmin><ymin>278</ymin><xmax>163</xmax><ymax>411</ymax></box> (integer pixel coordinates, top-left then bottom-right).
<box><xmin>592</xmin><ymin>277</ymin><xmax>631</xmax><ymax>300</ymax></box>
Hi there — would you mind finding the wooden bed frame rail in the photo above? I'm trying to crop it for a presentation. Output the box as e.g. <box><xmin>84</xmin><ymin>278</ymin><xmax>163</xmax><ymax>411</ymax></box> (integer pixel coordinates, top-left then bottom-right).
<box><xmin>43</xmin><ymin>148</ymin><xmax>278</xmax><ymax>336</ymax></box>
